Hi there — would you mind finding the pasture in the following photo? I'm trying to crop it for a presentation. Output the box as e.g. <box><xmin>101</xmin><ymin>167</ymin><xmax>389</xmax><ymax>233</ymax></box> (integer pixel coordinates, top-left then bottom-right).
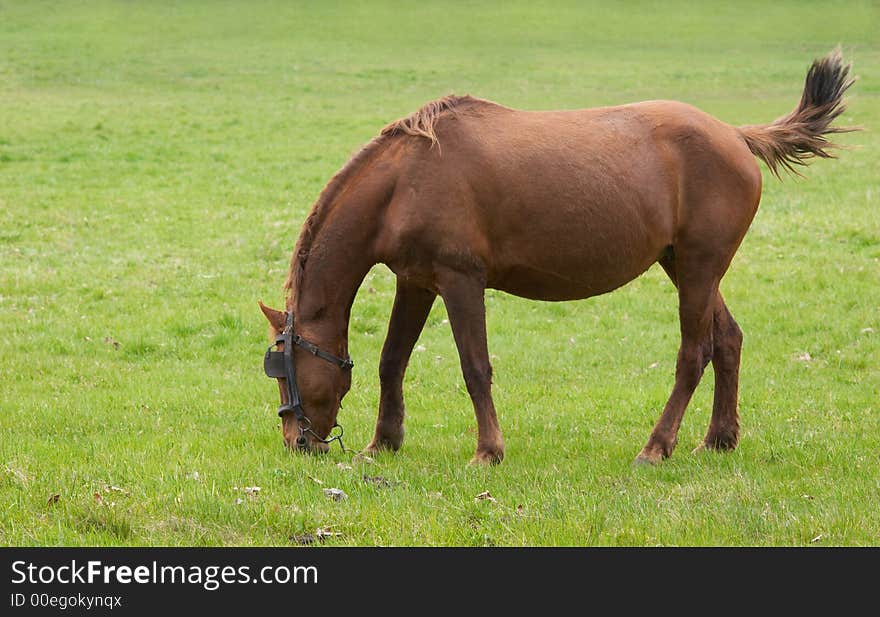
<box><xmin>0</xmin><ymin>1</ymin><xmax>877</xmax><ymax>546</ymax></box>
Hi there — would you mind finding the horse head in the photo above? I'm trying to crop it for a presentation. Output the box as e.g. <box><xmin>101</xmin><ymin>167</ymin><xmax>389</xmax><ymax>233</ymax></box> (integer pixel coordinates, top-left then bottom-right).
<box><xmin>259</xmin><ymin>301</ymin><xmax>353</xmax><ymax>454</ymax></box>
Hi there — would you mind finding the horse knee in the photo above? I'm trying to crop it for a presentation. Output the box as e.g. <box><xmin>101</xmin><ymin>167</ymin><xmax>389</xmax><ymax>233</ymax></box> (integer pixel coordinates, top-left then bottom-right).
<box><xmin>677</xmin><ymin>339</ymin><xmax>712</xmax><ymax>388</ymax></box>
<box><xmin>378</xmin><ymin>355</ymin><xmax>405</xmax><ymax>387</ymax></box>
<box><xmin>462</xmin><ymin>362</ymin><xmax>493</xmax><ymax>398</ymax></box>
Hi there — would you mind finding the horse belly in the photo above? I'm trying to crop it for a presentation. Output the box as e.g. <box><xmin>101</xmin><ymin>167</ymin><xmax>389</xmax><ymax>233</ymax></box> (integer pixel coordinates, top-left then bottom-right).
<box><xmin>485</xmin><ymin>172</ymin><xmax>674</xmax><ymax>301</ymax></box>
<box><xmin>488</xmin><ymin>221</ymin><xmax>669</xmax><ymax>301</ymax></box>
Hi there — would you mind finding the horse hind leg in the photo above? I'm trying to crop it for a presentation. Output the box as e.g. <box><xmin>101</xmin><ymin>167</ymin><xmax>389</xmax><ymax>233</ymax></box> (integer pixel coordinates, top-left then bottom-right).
<box><xmin>700</xmin><ymin>293</ymin><xmax>742</xmax><ymax>451</ymax></box>
<box><xmin>636</xmin><ymin>251</ymin><xmax>718</xmax><ymax>464</ymax></box>
<box><xmin>658</xmin><ymin>252</ymin><xmax>743</xmax><ymax>453</ymax></box>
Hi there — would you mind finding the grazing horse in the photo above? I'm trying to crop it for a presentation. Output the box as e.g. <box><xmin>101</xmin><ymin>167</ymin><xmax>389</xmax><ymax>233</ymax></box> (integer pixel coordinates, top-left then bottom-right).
<box><xmin>260</xmin><ymin>49</ymin><xmax>855</xmax><ymax>465</ymax></box>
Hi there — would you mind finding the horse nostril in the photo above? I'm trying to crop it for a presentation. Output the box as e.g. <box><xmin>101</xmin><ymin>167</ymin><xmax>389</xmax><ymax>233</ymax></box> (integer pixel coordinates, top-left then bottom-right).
<box><xmin>295</xmin><ymin>435</ymin><xmax>308</xmax><ymax>448</ymax></box>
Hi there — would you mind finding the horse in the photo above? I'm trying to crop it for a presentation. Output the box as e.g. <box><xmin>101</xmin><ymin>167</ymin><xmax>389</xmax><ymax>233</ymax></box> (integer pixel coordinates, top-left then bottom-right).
<box><xmin>259</xmin><ymin>49</ymin><xmax>855</xmax><ymax>465</ymax></box>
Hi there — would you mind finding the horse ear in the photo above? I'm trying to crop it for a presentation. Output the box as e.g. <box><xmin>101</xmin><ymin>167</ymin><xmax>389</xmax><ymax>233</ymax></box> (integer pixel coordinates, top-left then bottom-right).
<box><xmin>258</xmin><ymin>300</ymin><xmax>287</xmax><ymax>332</ymax></box>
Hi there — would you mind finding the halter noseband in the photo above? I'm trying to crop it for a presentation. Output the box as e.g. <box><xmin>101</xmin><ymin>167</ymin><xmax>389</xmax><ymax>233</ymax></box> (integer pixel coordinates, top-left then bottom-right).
<box><xmin>263</xmin><ymin>311</ymin><xmax>353</xmax><ymax>450</ymax></box>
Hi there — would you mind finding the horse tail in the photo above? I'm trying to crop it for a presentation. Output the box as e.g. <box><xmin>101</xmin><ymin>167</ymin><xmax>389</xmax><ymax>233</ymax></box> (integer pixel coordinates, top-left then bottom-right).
<box><xmin>737</xmin><ymin>47</ymin><xmax>857</xmax><ymax>178</ymax></box>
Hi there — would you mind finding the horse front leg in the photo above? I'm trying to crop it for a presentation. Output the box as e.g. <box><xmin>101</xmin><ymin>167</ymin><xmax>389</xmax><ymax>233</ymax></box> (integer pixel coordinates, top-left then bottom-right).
<box><xmin>438</xmin><ymin>270</ymin><xmax>505</xmax><ymax>465</ymax></box>
<box><xmin>363</xmin><ymin>278</ymin><xmax>436</xmax><ymax>454</ymax></box>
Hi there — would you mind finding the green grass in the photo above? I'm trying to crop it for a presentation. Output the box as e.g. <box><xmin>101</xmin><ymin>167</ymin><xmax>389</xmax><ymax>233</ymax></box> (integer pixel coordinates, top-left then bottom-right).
<box><xmin>1</xmin><ymin>0</ymin><xmax>877</xmax><ymax>546</ymax></box>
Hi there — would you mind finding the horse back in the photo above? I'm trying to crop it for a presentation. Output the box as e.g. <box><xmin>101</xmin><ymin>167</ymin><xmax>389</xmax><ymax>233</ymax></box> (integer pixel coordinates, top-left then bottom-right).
<box><xmin>378</xmin><ymin>98</ymin><xmax>762</xmax><ymax>300</ymax></box>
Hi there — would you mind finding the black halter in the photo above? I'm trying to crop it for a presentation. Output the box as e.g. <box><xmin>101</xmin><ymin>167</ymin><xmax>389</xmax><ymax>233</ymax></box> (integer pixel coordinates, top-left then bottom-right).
<box><xmin>263</xmin><ymin>311</ymin><xmax>353</xmax><ymax>449</ymax></box>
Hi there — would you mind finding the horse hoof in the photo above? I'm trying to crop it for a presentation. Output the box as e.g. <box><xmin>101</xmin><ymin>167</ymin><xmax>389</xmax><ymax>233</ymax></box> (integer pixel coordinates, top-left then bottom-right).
<box><xmin>634</xmin><ymin>450</ymin><xmax>662</xmax><ymax>466</ymax></box>
<box><xmin>361</xmin><ymin>436</ymin><xmax>402</xmax><ymax>454</ymax></box>
<box><xmin>703</xmin><ymin>432</ymin><xmax>739</xmax><ymax>452</ymax></box>
<box><xmin>469</xmin><ymin>450</ymin><xmax>504</xmax><ymax>466</ymax></box>
<box><xmin>355</xmin><ymin>442</ymin><xmax>391</xmax><ymax>462</ymax></box>
<box><xmin>359</xmin><ymin>443</ymin><xmax>380</xmax><ymax>456</ymax></box>
<box><xmin>364</xmin><ymin>430</ymin><xmax>404</xmax><ymax>452</ymax></box>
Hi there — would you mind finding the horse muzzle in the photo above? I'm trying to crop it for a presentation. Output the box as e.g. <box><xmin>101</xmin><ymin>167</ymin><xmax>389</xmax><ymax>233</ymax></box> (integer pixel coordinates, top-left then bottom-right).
<box><xmin>285</xmin><ymin>431</ymin><xmax>331</xmax><ymax>454</ymax></box>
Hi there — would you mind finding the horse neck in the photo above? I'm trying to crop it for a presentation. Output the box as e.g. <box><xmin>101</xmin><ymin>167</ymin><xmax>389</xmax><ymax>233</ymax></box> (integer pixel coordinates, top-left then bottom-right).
<box><xmin>293</xmin><ymin>245</ymin><xmax>374</xmax><ymax>349</ymax></box>
<box><xmin>291</xmin><ymin>146</ymin><xmax>394</xmax><ymax>349</ymax></box>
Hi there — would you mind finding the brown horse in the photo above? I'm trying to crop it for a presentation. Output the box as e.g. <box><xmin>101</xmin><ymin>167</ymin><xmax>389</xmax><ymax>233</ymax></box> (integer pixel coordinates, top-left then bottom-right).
<box><xmin>260</xmin><ymin>49</ymin><xmax>855</xmax><ymax>465</ymax></box>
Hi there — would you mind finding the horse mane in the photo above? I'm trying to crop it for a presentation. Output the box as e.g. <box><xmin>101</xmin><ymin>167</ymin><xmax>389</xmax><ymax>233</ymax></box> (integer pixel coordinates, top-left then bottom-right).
<box><xmin>284</xmin><ymin>94</ymin><xmax>478</xmax><ymax>301</ymax></box>
<box><xmin>282</xmin><ymin>136</ymin><xmax>385</xmax><ymax>301</ymax></box>
<box><xmin>381</xmin><ymin>94</ymin><xmax>477</xmax><ymax>145</ymax></box>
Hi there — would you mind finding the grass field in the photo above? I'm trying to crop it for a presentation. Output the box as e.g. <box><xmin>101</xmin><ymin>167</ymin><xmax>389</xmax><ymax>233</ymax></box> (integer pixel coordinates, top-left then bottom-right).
<box><xmin>1</xmin><ymin>1</ymin><xmax>877</xmax><ymax>546</ymax></box>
